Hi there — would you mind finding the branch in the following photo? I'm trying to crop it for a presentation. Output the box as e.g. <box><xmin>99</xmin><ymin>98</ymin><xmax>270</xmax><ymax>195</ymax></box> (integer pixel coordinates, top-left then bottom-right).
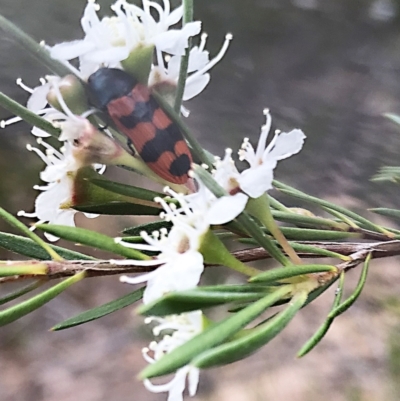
<box><xmin>2</xmin><ymin>240</ymin><xmax>400</xmax><ymax>283</ymax></box>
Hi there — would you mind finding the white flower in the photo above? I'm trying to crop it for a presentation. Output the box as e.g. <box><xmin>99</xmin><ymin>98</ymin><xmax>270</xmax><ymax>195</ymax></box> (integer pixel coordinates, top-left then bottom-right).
<box><xmin>49</xmin><ymin>0</ymin><xmax>201</xmax><ymax>78</ymax></box>
<box><xmin>0</xmin><ymin>77</ymin><xmax>60</xmax><ymax>138</ymax></box>
<box><xmin>118</xmin><ymin>222</ymin><xmax>204</xmax><ymax>304</ymax></box>
<box><xmin>150</xmin><ymin>33</ymin><xmax>232</xmax><ymax>116</ymax></box>
<box><xmin>118</xmin><ymin>184</ymin><xmax>246</xmax><ymax>302</ymax></box>
<box><xmin>142</xmin><ymin>311</ymin><xmax>203</xmax><ymax>401</ymax></box>
<box><xmin>18</xmin><ymin>140</ymin><xmax>102</xmax><ymax>242</ymax></box>
<box><xmin>180</xmin><ymin>179</ymin><xmax>247</xmax><ymax>229</ymax></box>
<box><xmin>214</xmin><ymin>110</ymin><xmax>306</xmax><ymax>200</ymax></box>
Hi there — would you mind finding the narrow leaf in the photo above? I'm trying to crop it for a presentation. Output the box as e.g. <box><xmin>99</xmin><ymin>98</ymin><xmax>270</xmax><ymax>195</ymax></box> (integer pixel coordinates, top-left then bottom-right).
<box><xmin>384</xmin><ymin>112</ymin><xmax>400</xmax><ymax>126</ymax></box>
<box><xmin>139</xmin><ymin>285</ymin><xmax>292</xmax><ymax>379</ymax></box>
<box><xmin>36</xmin><ymin>224</ymin><xmax>150</xmax><ymax>260</ymax></box>
<box><xmin>329</xmin><ymin>253</ymin><xmax>370</xmax><ymax>317</ymax></box>
<box><xmin>0</xmin><ymin>92</ymin><xmax>60</xmax><ymax>137</ymax></box>
<box><xmin>0</xmin><ymin>272</ymin><xmax>85</xmax><ymax>326</ymax></box>
<box><xmin>370</xmin><ymin>208</ymin><xmax>400</xmax><ymax>220</ymax></box>
<box><xmin>0</xmin><ymin>207</ymin><xmax>62</xmax><ymax>260</ymax></box>
<box><xmin>192</xmin><ymin>290</ymin><xmax>308</xmax><ymax>368</ymax></box>
<box><xmin>250</xmin><ymin>264</ymin><xmax>337</xmax><ymax>284</ymax></box>
<box><xmin>0</xmin><ymin>232</ymin><xmax>95</xmax><ymax>260</ymax></box>
<box><xmin>271</xmin><ymin>210</ymin><xmax>348</xmax><ymax>230</ymax></box>
<box><xmin>138</xmin><ymin>290</ymin><xmax>267</xmax><ymax>317</ymax></box>
<box><xmin>74</xmin><ymin>202</ymin><xmax>160</xmax><ymax>216</ymax></box>
<box><xmin>0</xmin><ymin>281</ymin><xmax>44</xmax><ymax>305</ymax></box>
<box><xmin>274</xmin><ymin>181</ymin><xmax>392</xmax><ymax>236</ymax></box>
<box><xmin>297</xmin><ymin>271</ymin><xmax>345</xmax><ymax>357</ymax></box>
<box><xmin>88</xmin><ymin>178</ymin><xmax>163</xmax><ymax>202</ymax></box>
<box><xmin>52</xmin><ymin>287</ymin><xmax>144</xmax><ymax>330</ymax></box>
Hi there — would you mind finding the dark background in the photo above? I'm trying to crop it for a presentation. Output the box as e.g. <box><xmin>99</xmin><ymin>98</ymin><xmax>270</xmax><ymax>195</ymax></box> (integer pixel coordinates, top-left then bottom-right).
<box><xmin>2</xmin><ymin>1</ymin><xmax>400</xmax><ymax>400</ymax></box>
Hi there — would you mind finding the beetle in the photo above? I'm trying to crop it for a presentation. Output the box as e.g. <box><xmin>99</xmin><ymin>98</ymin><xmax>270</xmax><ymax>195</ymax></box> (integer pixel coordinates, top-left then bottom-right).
<box><xmin>87</xmin><ymin>68</ymin><xmax>192</xmax><ymax>184</ymax></box>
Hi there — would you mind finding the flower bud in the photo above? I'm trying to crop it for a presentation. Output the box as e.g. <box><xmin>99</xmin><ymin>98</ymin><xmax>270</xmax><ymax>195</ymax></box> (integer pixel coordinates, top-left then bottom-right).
<box><xmin>121</xmin><ymin>44</ymin><xmax>154</xmax><ymax>85</ymax></box>
<box><xmin>46</xmin><ymin>74</ymin><xmax>89</xmax><ymax>115</ymax></box>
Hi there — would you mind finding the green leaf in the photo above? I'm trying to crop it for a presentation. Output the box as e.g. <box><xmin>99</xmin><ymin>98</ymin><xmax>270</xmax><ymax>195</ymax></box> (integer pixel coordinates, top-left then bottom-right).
<box><xmin>240</xmin><ymin>227</ymin><xmax>360</xmax><ymax>243</ymax></box>
<box><xmin>273</xmin><ymin>181</ymin><xmax>392</xmax><ymax>236</ymax></box>
<box><xmin>0</xmin><ymin>281</ymin><xmax>44</xmax><ymax>305</ymax></box>
<box><xmin>0</xmin><ymin>272</ymin><xmax>85</xmax><ymax>326</ymax></box>
<box><xmin>0</xmin><ymin>207</ymin><xmax>62</xmax><ymax>261</ymax></box>
<box><xmin>123</xmin><ymin>220</ymin><xmax>173</xmax><ymax>236</ymax></box>
<box><xmin>74</xmin><ymin>202</ymin><xmax>160</xmax><ymax>215</ymax></box>
<box><xmin>52</xmin><ymin>287</ymin><xmax>144</xmax><ymax>330</ymax></box>
<box><xmin>297</xmin><ymin>272</ymin><xmax>345</xmax><ymax>357</ymax></box>
<box><xmin>288</xmin><ymin>242</ymin><xmax>350</xmax><ymax>261</ymax></box>
<box><xmin>88</xmin><ymin>178</ymin><xmax>163</xmax><ymax>202</ymax></box>
<box><xmin>384</xmin><ymin>112</ymin><xmax>400</xmax><ymax>126</ymax></box>
<box><xmin>369</xmin><ymin>208</ymin><xmax>400</xmax><ymax>220</ymax></box>
<box><xmin>138</xmin><ymin>290</ymin><xmax>269</xmax><ymax>317</ymax></box>
<box><xmin>249</xmin><ymin>264</ymin><xmax>337</xmax><ymax>284</ymax></box>
<box><xmin>192</xmin><ymin>290</ymin><xmax>308</xmax><ymax>368</ymax></box>
<box><xmin>139</xmin><ymin>285</ymin><xmax>292</xmax><ymax>379</ymax></box>
<box><xmin>0</xmin><ymin>232</ymin><xmax>95</xmax><ymax>260</ymax></box>
<box><xmin>36</xmin><ymin>224</ymin><xmax>150</xmax><ymax>260</ymax></box>
<box><xmin>330</xmin><ymin>253</ymin><xmax>370</xmax><ymax>317</ymax></box>
<box><xmin>0</xmin><ymin>91</ymin><xmax>61</xmax><ymax>138</ymax></box>
<box><xmin>271</xmin><ymin>210</ymin><xmax>348</xmax><ymax>230</ymax></box>
<box><xmin>371</xmin><ymin>166</ymin><xmax>400</xmax><ymax>182</ymax></box>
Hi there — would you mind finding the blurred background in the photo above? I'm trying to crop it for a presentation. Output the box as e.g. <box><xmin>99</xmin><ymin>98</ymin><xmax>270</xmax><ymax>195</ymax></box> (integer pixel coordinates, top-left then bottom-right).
<box><xmin>2</xmin><ymin>0</ymin><xmax>400</xmax><ymax>400</ymax></box>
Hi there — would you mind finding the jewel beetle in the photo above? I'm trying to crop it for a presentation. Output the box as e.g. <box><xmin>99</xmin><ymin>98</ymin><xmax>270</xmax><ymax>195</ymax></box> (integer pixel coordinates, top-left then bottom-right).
<box><xmin>87</xmin><ymin>68</ymin><xmax>193</xmax><ymax>184</ymax></box>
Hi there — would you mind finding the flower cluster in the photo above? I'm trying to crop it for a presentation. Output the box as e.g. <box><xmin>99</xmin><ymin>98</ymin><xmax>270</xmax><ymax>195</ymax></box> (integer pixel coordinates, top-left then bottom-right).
<box><xmin>118</xmin><ymin>109</ymin><xmax>305</xmax><ymax>401</ymax></box>
<box><xmin>48</xmin><ymin>0</ymin><xmax>231</xmax><ymax>114</ymax></box>
<box><xmin>1</xmin><ymin>0</ymin><xmax>234</xmax><ymax>237</ymax></box>
<box><xmin>3</xmin><ymin>1</ymin><xmax>307</xmax><ymax>400</ymax></box>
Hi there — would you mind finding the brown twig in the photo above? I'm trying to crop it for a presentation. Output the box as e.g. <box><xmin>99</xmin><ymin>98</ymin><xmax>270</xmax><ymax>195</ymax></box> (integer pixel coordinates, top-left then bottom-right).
<box><xmin>1</xmin><ymin>240</ymin><xmax>400</xmax><ymax>283</ymax></box>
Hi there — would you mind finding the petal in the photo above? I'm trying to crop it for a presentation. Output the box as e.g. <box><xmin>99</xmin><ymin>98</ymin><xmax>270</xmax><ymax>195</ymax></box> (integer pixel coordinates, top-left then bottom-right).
<box><xmin>266</xmin><ymin>129</ymin><xmax>306</xmax><ymax>162</ymax></box>
<box><xmin>50</xmin><ymin>40</ymin><xmax>96</xmax><ymax>61</ymax></box>
<box><xmin>31</xmin><ymin>127</ymin><xmax>52</xmax><ymax>138</ymax></box>
<box><xmin>165</xmin><ymin>5</ymin><xmax>183</xmax><ymax>26</ymax></box>
<box><xmin>143</xmin><ymin>252</ymin><xmax>204</xmax><ymax>303</ymax></box>
<box><xmin>183</xmin><ymin>73</ymin><xmax>210</xmax><ymax>100</ymax></box>
<box><xmin>154</xmin><ymin>22</ymin><xmax>201</xmax><ymax>55</ymax></box>
<box><xmin>83</xmin><ymin>212</ymin><xmax>100</xmax><ymax>219</ymax></box>
<box><xmin>188</xmin><ymin>367</ymin><xmax>200</xmax><ymax>396</ymax></box>
<box><xmin>44</xmin><ymin>232</ymin><xmax>60</xmax><ymax>242</ymax></box>
<box><xmin>83</xmin><ymin>46</ymin><xmax>130</xmax><ymax>64</ymax></box>
<box><xmin>205</xmin><ymin>193</ymin><xmax>248</xmax><ymax>225</ymax></box>
<box><xmin>166</xmin><ymin>54</ymin><xmax>181</xmax><ymax>78</ymax></box>
<box><xmin>187</xmin><ymin>47</ymin><xmax>209</xmax><ymax>72</ymax></box>
<box><xmin>27</xmin><ymin>84</ymin><xmax>50</xmax><ymax>112</ymax></box>
<box><xmin>239</xmin><ymin>163</ymin><xmax>275</xmax><ymax>199</ymax></box>
<box><xmin>53</xmin><ymin>209</ymin><xmax>76</xmax><ymax>227</ymax></box>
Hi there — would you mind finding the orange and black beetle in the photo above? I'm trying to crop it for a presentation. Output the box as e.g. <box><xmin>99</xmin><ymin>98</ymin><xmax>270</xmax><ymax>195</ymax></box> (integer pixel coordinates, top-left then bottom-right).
<box><xmin>87</xmin><ymin>68</ymin><xmax>192</xmax><ymax>184</ymax></box>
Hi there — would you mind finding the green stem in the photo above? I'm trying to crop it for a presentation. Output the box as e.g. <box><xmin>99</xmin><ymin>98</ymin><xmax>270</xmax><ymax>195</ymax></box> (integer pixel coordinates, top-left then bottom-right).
<box><xmin>0</xmin><ymin>263</ymin><xmax>47</xmax><ymax>276</ymax></box>
<box><xmin>0</xmin><ymin>92</ymin><xmax>60</xmax><ymax>138</ymax></box>
<box><xmin>173</xmin><ymin>0</ymin><xmax>194</xmax><ymax>113</ymax></box>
